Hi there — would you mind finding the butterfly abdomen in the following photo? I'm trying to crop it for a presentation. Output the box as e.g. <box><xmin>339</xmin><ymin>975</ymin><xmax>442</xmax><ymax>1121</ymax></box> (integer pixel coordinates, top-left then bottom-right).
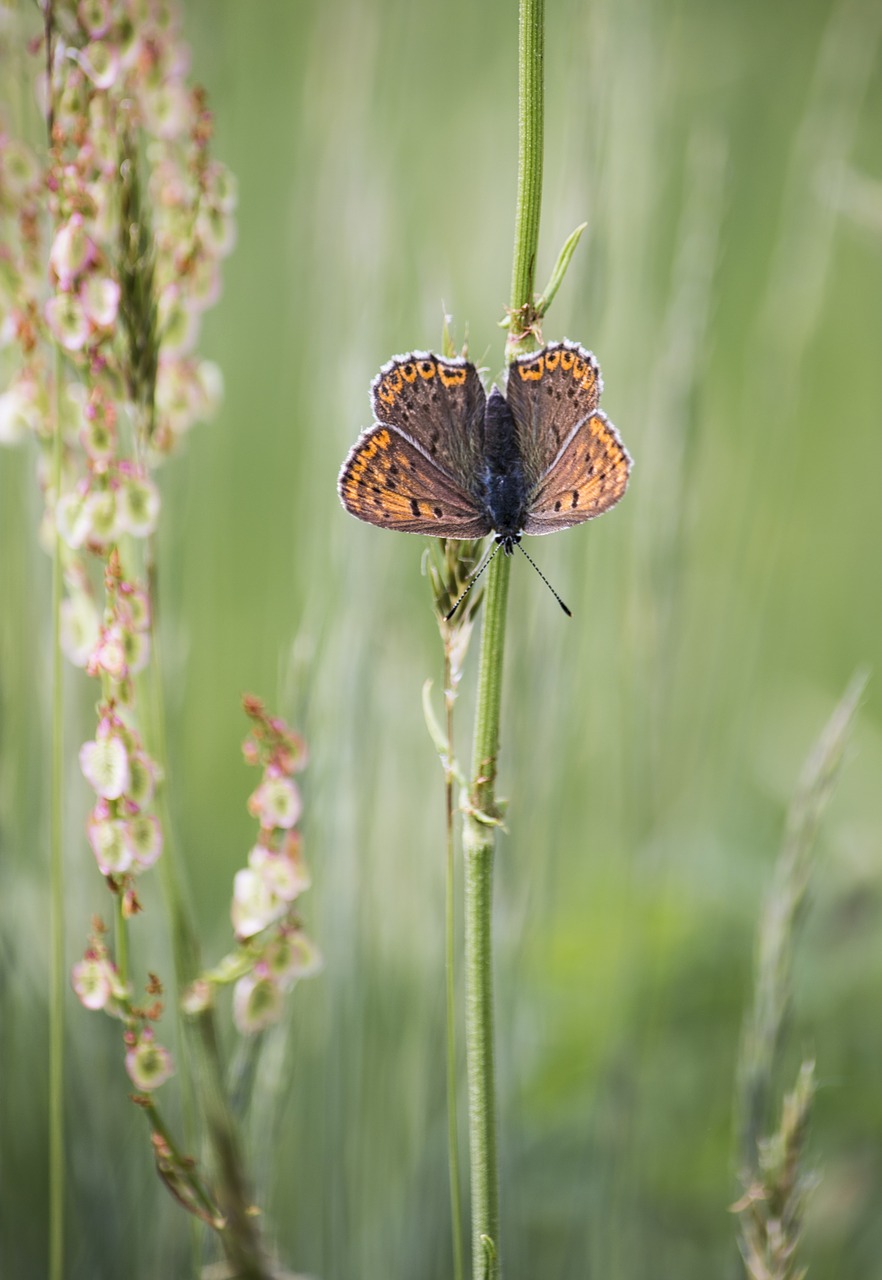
<box><xmin>481</xmin><ymin>387</ymin><xmax>529</xmax><ymax>540</ymax></box>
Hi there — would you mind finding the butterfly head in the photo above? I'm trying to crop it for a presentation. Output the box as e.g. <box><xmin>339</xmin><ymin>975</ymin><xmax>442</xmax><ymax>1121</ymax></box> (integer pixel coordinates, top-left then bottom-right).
<box><xmin>495</xmin><ymin>532</ymin><xmax>521</xmax><ymax>556</ymax></box>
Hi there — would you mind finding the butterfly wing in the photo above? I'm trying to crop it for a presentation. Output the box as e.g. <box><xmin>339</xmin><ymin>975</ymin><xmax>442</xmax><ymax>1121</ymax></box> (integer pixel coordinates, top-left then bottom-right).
<box><xmin>338</xmin><ymin>422</ymin><xmax>492</xmax><ymax>538</ymax></box>
<box><xmin>371</xmin><ymin>352</ymin><xmax>487</xmax><ymax>493</ymax></box>
<box><xmin>339</xmin><ymin>351</ymin><xmax>492</xmax><ymax>538</ymax></box>
<box><xmin>504</xmin><ymin>341</ymin><xmax>603</xmax><ymax>487</ymax></box>
<box><xmin>521</xmin><ymin>409</ymin><xmax>631</xmax><ymax>534</ymax></box>
<box><xmin>505</xmin><ymin>340</ymin><xmax>630</xmax><ymax>533</ymax></box>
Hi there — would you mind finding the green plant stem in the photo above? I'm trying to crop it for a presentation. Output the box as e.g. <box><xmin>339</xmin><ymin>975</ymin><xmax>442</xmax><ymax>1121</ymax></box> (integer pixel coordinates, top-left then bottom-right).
<box><xmin>444</xmin><ymin>648</ymin><xmax>465</xmax><ymax>1280</ymax></box>
<box><xmin>508</xmin><ymin>0</ymin><xmax>545</xmax><ymax>360</ymax></box>
<box><xmin>462</xmin><ymin>3</ymin><xmax>544</xmax><ymax>1276</ymax></box>
<box><xmin>49</xmin><ymin>346</ymin><xmax>65</xmax><ymax>1280</ymax></box>
<box><xmin>45</xmin><ymin>10</ymin><xmax>65</xmax><ymax>1275</ymax></box>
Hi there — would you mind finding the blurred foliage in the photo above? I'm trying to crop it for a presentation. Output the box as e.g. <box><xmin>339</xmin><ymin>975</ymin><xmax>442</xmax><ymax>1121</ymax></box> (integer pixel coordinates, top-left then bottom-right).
<box><xmin>2</xmin><ymin>0</ymin><xmax>882</xmax><ymax>1277</ymax></box>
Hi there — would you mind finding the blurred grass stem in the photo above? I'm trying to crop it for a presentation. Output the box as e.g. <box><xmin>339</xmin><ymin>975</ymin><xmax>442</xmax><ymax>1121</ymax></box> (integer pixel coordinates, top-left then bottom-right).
<box><xmin>737</xmin><ymin>669</ymin><xmax>867</xmax><ymax>1169</ymax></box>
<box><xmin>46</xmin><ymin>5</ymin><xmax>65</xmax><ymax>1273</ymax></box>
<box><xmin>464</xmin><ymin>2</ymin><xmax>544</xmax><ymax>1275</ymax></box>
<box><xmin>49</xmin><ymin>343</ymin><xmax>65</xmax><ymax>1280</ymax></box>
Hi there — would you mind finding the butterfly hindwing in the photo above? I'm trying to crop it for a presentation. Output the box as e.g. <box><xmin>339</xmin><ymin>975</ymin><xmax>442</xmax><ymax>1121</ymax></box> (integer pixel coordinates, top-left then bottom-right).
<box><xmin>504</xmin><ymin>340</ymin><xmax>602</xmax><ymax>490</ymax></box>
<box><xmin>371</xmin><ymin>352</ymin><xmax>487</xmax><ymax>498</ymax></box>
<box><xmin>521</xmin><ymin>409</ymin><xmax>631</xmax><ymax>534</ymax></box>
<box><xmin>338</xmin><ymin>422</ymin><xmax>492</xmax><ymax>538</ymax></box>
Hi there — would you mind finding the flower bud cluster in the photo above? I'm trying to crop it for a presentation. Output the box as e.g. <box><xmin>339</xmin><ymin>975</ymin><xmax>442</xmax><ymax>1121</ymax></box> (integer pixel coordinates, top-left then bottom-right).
<box><xmin>72</xmin><ymin>924</ymin><xmax>173</xmax><ymax>1091</ymax></box>
<box><xmin>3</xmin><ymin>0</ymin><xmax>235</xmax><ymax>1106</ymax></box>
<box><xmin>79</xmin><ymin>704</ymin><xmax>161</xmax><ymax>878</ymax></box>
<box><xmin>187</xmin><ymin>699</ymin><xmax>321</xmax><ymax>1035</ymax></box>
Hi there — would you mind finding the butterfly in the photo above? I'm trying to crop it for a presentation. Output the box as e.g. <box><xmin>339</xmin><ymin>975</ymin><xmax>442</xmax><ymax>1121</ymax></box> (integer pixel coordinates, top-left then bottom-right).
<box><xmin>338</xmin><ymin>340</ymin><xmax>631</xmax><ymax>556</ymax></box>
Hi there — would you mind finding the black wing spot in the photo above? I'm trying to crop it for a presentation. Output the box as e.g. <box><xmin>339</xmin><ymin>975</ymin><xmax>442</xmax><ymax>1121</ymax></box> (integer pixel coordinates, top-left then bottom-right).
<box><xmin>390</xmin><ymin>464</ymin><xmax>400</xmax><ymax>476</ymax></box>
<box><xmin>410</xmin><ymin>498</ymin><xmax>422</xmax><ymax>517</ymax></box>
<box><xmin>554</xmin><ymin>499</ymin><xmax>562</xmax><ymax>512</ymax></box>
<box><xmin>571</xmin><ymin>490</ymin><xmax>580</xmax><ymax>508</ymax></box>
<box><xmin>433</xmin><ymin>506</ymin><xmax>443</xmax><ymax>518</ymax></box>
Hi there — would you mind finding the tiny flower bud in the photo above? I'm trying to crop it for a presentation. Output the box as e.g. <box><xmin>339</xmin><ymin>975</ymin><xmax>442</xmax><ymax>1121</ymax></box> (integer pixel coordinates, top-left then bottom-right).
<box><xmin>126</xmin><ymin>751</ymin><xmax>156</xmax><ymax>808</ymax></box>
<box><xmin>181</xmin><ymin>978</ymin><xmax>213</xmax><ymax>1015</ymax></box>
<box><xmin>264</xmin><ymin>927</ymin><xmax>322</xmax><ymax>986</ymax></box>
<box><xmin>60</xmin><ymin>591</ymin><xmax>101</xmax><ymax>667</ymax></box>
<box><xmin>79</xmin><ymin>275</ymin><xmax>120</xmax><ymax>328</ymax></box>
<box><xmin>117</xmin><ymin>474</ymin><xmax>160</xmax><ymax>538</ymax></box>
<box><xmin>124</xmin><ymin>814</ymin><xmax>163</xmax><ymax>870</ymax></box>
<box><xmin>231</xmin><ymin>866</ymin><xmax>284</xmax><ymax>940</ymax></box>
<box><xmin>232</xmin><ymin>970</ymin><xmax>282</xmax><ymax>1035</ymax></box>
<box><xmin>125</xmin><ymin>1029</ymin><xmax>174</xmax><ymax>1091</ymax></box>
<box><xmin>45</xmin><ymin>292</ymin><xmax>90</xmax><ymax>352</ymax></box>
<box><xmin>77</xmin><ymin>39</ymin><xmax>120</xmax><ymax>90</ymax></box>
<box><xmin>247</xmin><ymin>776</ymin><xmax>302</xmax><ymax>831</ymax></box>
<box><xmin>49</xmin><ymin>214</ymin><xmax>95</xmax><ymax>290</ymax></box>
<box><xmin>71</xmin><ymin>954</ymin><xmax>114</xmax><ymax>1010</ymax></box>
<box><xmin>83</xmin><ymin>488</ymin><xmax>121</xmax><ymax>545</ymax></box>
<box><xmin>250</xmin><ymin>840</ymin><xmax>310</xmax><ymax>904</ymax></box>
<box><xmin>86</xmin><ymin>813</ymin><xmax>132</xmax><ymax>875</ymax></box>
<box><xmin>80</xmin><ymin>734</ymin><xmax>131</xmax><ymax>799</ymax></box>
<box><xmin>89</xmin><ymin>626</ymin><xmax>128</xmax><ymax>681</ymax></box>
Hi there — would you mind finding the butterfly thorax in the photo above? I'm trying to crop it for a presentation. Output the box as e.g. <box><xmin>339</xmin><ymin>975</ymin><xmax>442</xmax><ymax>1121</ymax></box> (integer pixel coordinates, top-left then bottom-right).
<box><xmin>480</xmin><ymin>387</ymin><xmax>528</xmax><ymax>547</ymax></box>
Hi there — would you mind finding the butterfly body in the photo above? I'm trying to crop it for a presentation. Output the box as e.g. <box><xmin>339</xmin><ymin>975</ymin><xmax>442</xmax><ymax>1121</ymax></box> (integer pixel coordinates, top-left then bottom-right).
<box><xmin>338</xmin><ymin>341</ymin><xmax>631</xmax><ymax>547</ymax></box>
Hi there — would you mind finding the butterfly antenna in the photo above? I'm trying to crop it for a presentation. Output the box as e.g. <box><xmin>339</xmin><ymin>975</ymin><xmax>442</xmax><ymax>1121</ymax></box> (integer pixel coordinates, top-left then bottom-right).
<box><xmin>444</xmin><ymin>541</ymin><xmax>503</xmax><ymax>621</ymax></box>
<box><xmin>516</xmin><ymin>544</ymin><xmax>572</xmax><ymax>617</ymax></box>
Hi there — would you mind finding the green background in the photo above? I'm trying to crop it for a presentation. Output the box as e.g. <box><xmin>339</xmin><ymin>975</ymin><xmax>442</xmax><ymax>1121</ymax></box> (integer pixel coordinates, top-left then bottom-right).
<box><xmin>2</xmin><ymin>0</ymin><xmax>882</xmax><ymax>1276</ymax></box>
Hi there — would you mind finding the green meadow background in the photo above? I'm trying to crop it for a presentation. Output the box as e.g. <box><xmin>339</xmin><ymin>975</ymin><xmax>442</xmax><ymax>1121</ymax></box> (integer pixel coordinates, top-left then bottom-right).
<box><xmin>2</xmin><ymin>0</ymin><xmax>882</xmax><ymax>1276</ymax></box>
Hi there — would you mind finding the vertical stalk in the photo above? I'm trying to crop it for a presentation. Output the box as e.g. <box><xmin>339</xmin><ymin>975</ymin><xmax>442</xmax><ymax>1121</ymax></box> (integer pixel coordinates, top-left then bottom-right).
<box><xmin>463</xmin><ymin>3</ymin><xmax>544</xmax><ymax>1275</ymax></box>
<box><xmin>49</xmin><ymin>344</ymin><xmax>65</xmax><ymax>1280</ymax></box>
<box><xmin>45</xmin><ymin>8</ymin><xmax>65</xmax><ymax>1277</ymax></box>
<box><xmin>445</xmin><ymin>648</ymin><xmax>465</xmax><ymax>1280</ymax></box>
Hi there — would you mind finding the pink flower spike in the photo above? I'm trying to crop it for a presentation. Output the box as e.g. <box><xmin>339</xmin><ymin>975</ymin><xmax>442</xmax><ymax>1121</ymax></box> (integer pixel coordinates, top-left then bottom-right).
<box><xmin>79</xmin><ymin>275</ymin><xmax>120</xmax><ymax>328</ymax></box>
<box><xmin>232</xmin><ymin>970</ymin><xmax>282</xmax><ymax>1035</ymax></box>
<box><xmin>248</xmin><ymin>776</ymin><xmax>302</xmax><ymax>830</ymax></box>
<box><xmin>80</xmin><ymin>735</ymin><xmax>131</xmax><ymax>799</ymax></box>
<box><xmin>125</xmin><ymin>1029</ymin><xmax>174</xmax><ymax>1091</ymax></box>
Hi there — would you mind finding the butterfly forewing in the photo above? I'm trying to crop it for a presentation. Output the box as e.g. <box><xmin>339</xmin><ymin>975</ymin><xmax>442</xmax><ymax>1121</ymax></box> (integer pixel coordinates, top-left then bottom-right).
<box><xmin>505</xmin><ymin>341</ymin><xmax>602</xmax><ymax>490</ymax></box>
<box><xmin>338</xmin><ymin>423</ymin><xmax>492</xmax><ymax>538</ymax></box>
<box><xmin>522</xmin><ymin>410</ymin><xmax>631</xmax><ymax>534</ymax></box>
<box><xmin>371</xmin><ymin>353</ymin><xmax>487</xmax><ymax>496</ymax></box>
